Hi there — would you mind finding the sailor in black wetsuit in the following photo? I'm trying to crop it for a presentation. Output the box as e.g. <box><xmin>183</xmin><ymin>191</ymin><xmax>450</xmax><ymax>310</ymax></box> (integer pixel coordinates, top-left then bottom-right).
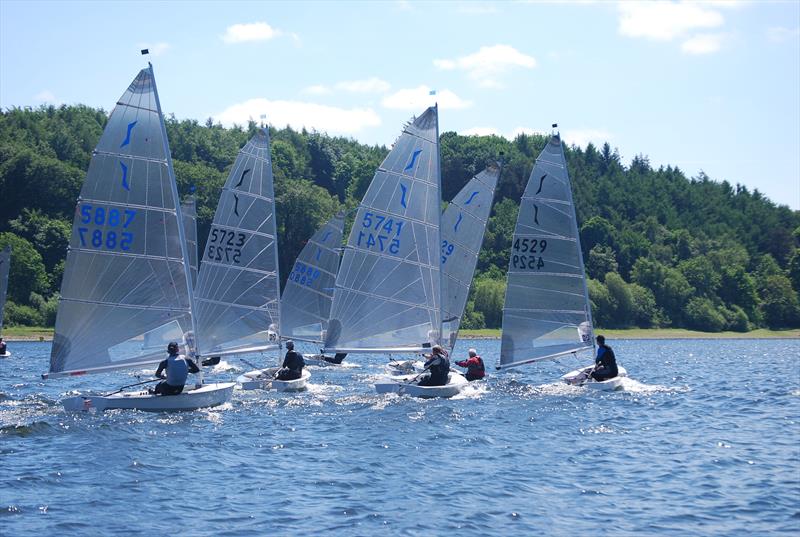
<box><xmin>418</xmin><ymin>345</ymin><xmax>450</xmax><ymax>387</ymax></box>
<box><xmin>276</xmin><ymin>340</ymin><xmax>305</xmax><ymax>380</ymax></box>
<box><xmin>0</xmin><ymin>337</ymin><xmax>7</xmax><ymax>355</ymax></box>
<box><xmin>591</xmin><ymin>335</ymin><xmax>618</xmax><ymax>381</ymax></box>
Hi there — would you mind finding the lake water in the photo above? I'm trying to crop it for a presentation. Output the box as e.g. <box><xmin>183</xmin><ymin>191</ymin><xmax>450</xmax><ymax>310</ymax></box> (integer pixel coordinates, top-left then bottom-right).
<box><xmin>1</xmin><ymin>338</ymin><xmax>798</xmax><ymax>536</ymax></box>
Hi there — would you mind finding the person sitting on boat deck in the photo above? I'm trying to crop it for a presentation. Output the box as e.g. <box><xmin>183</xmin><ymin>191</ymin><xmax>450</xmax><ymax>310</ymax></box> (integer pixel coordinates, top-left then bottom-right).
<box><xmin>275</xmin><ymin>340</ymin><xmax>305</xmax><ymax>381</ymax></box>
<box><xmin>455</xmin><ymin>348</ymin><xmax>485</xmax><ymax>382</ymax></box>
<box><xmin>591</xmin><ymin>335</ymin><xmax>618</xmax><ymax>381</ymax></box>
<box><xmin>0</xmin><ymin>337</ymin><xmax>7</xmax><ymax>355</ymax></box>
<box><xmin>418</xmin><ymin>345</ymin><xmax>450</xmax><ymax>387</ymax></box>
<box><xmin>152</xmin><ymin>342</ymin><xmax>200</xmax><ymax>396</ymax></box>
<box><xmin>323</xmin><ymin>353</ymin><xmax>347</xmax><ymax>365</ymax></box>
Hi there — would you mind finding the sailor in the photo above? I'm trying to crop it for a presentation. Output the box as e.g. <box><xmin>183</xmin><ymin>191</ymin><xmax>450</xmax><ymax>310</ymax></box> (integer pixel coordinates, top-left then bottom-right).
<box><xmin>0</xmin><ymin>337</ymin><xmax>7</xmax><ymax>355</ymax></box>
<box><xmin>455</xmin><ymin>348</ymin><xmax>485</xmax><ymax>381</ymax></box>
<box><xmin>275</xmin><ymin>340</ymin><xmax>305</xmax><ymax>380</ymax></box>
<box><xmin>418</xmin><ymin>345</ymin><xmax>450</xmax><ymax>387</ymax></box>
<box><xmin>591</xmin><ymin>335</ymin><xmax>619</xmax><ymax>381</ymax></box>
<box><xmin>323</xmin><ymin>353</ymin><xmax>347</xmax><ymax>364</ymax></box>
<box><xmin>152</xmin><ymin>342</ymin><xmax>200</xmax><ymax>395</ymax></box>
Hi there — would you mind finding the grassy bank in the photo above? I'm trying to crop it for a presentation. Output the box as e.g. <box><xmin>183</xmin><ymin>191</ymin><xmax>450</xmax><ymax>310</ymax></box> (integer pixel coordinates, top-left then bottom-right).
<box><xmin>3</xmin><ymin>326</ymin><xmax>798</xmax><ymax>342</ymax></box>
<box><xmin>459</xmin><ymin>328</ymin><xmax>800</xmax><ymax>339</ymax></box>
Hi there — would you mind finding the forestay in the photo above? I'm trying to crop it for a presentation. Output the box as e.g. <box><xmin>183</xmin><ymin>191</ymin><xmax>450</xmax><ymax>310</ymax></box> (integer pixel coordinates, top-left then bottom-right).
<box><xmin>48</xmin><ymin>66</ymin><xmax>196</xmax><ymax>378</ymax></box>
<box><xmin>194</xmin><ymin>129</ymin><xmax>281</xmax><ymax>357</ymax></box>
<box><xmin>0</xmin><ymin>246</ymin><xmax>10</xmax><ymax>333</ymax></box>
<box><xmin>182</xmin><ymin>195</ymin><xmax>199</xmax><ymax>287</ymax></box>
<box><xmin>280</xmin><ymin>211</ymin><xmax>345</xmax><ymax>343</ymax></box>
<box><xmin>441</xmin><ymin>164</ymin><xmax>500</xmax><ymax>349</ymax></box>
<box><xmin>498</xmin><ymin>134</ymin><xmax>594</xmax><ymax>369</ymax></box>
<box><xmin>324</xmin><ymin>106</ymin><xmax>442</xmax><ymax>354</ymax></box>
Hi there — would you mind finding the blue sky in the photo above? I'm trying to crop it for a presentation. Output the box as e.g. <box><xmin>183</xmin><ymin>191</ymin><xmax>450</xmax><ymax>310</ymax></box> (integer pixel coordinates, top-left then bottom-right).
<box><xmin>2</xmin><ymin>0</ymin><xmax>798</xmax><ymax>209</ymax></box>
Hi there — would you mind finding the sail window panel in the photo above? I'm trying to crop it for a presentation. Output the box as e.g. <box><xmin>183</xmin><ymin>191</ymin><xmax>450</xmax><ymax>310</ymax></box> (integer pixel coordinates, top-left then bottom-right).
<box><xmin>500</xmin><ymin>311</ymin><xmax>591</xmax><ymax>365</ymax></box>
<box><xmin>214</xmin><ymin>191</ymin><xmax>275</xmax><ymax>237</ymax></box>
<box><xmin>515</xmin><ymin>201</ymin><xmax>575</xmax><ymax>240</ymax></box>
<box><xmin>196</xmin><ymin>305</ymin><xmax>276</xmax><ymax>355</ymax></box>
<box><xmin>337</xmin><ymin>255</ymin><xmax>429</xmax><ymax>304</ymax></box>
<box><xmin>505</xmin><ymin>273</ymin><xmax>587</xmax><ymax>312</ymax></box>
<box><xmin>51</xmin><ymin>295</ymin><xmax>193</xmax><ymax>374</ymax></box>
<box><xmin>197</xmin><ymin>266</ymin><xmax>277</xmax><ymax>310</ymax></box>
<box><xmin>138</xmin><ymin>208</ymin><xmax>182</xmax><ymax>260</ymax></box>
<box><xmin>332</xmin><ymin>294</ymin><xmax>435</xmax><ymax>349</ymax></box>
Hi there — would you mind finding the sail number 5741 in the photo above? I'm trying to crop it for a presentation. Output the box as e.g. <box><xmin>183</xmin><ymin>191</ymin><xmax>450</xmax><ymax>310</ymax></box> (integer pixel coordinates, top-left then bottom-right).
<box><xmin>357</xmin><ymin>211</ymin><xmax>404</xmax><ymax>254</ymax></box>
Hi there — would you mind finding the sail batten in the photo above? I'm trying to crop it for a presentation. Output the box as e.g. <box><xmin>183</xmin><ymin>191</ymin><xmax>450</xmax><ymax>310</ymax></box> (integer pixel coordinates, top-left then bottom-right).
<box><xmin>498</xmin><ymin>135</ymin><xmax>594</xmax><ymax>370</ymax></box>
<box><xmin>194</xmin><ymin>129</ymin><xmax>281</xmax><ymax>357</ymax></box>
<box><xmin>324</xmin><ymin>107</ymin><xmax>442</xmax><ymax>354</ymax></box>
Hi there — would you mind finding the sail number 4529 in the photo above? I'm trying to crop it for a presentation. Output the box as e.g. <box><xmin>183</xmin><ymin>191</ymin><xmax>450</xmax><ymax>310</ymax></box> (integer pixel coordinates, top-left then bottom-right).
<box><xmin>512</xmin><ymin>238</ymin><xmax>547</xmax><ymax>270</ymax></box>
<box><xmin>357</xmin><ymin>211</ymin><xmax>404</xmax><ymax>254</ymax></box>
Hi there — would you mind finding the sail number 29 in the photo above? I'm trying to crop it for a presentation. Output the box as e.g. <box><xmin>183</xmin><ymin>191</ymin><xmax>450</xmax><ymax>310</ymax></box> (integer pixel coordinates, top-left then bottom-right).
<box><xmin>357</xmin><ymin>211</ymin><xmax>404</xmax><ymax>254</ymax></box>
<box><xmin>512</xmin><ymin>237</ymin><xmax>547</xmax><ymax>270</ymax></box>
<box><xmin>76</xmin><ymin>204</ymin><xmax>136</xmax><ymax>251</ymax></box>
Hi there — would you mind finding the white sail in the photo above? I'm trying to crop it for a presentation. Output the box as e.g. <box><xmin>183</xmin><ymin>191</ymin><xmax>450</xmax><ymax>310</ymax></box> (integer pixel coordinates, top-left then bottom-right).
<box><xmin>0</xmin><ymin>246</ymin><xmax>10</xmax><ymax>333</ymax></box>
<box><xmin>441</xmin><ymin>163</ymin><xmax>500</xmax><ymax>349</ymax></box>
<box><xmin>324</xmin><ymin>106</ymin><xmax>442</xmax><ymax>354</ymax></box>
<box><xmin>280</xmin><ymin>211</ymin><xmax>345</xmax><ymax>344</ymax></box>
<box><xmin>182</xmin><ymin>195</ymin><xmax>199</xmax><ymax>288</ymax></box>
<box><xmin>48</xmin><ymin>65</ymin><xmax>196</xmax><ymax>378</ymax></box>
<box><xmin>498</xmin><ymin>134</ymin><xmax>594</xmax><ymax>370</ymax></box>
<box><xmin>193</xmin><ymin>129</ymin><xmax>281</xmax><ymax>357</ymax></box>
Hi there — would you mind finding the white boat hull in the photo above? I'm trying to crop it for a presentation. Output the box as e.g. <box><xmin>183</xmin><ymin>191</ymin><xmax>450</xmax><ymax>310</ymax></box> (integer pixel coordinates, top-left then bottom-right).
<box><xmin>375</xmin><ymin>371</ymin><xmax>468</xmax><ymax>398</ymax></box>
<box><xmin>62</xmin><ymin>382</ymin><xmax>235</xmax><ymax>412</ymax></box>
<box><xmin>237</xmin><ymin>368</ymin><xmax>310</xmax><ymax>391</ymax></box>
<box><xmin>0</xmin><ymin>352</ymin><xmax>10</xmax><ymax>358</ymax></box>
<box><xmin>303</xmin><ymin>354</ymin><xmax>342</xmax><ymax>368</ymax></box>
<box><xmin>561</xmin><ymin>365</ymin><xmax>628</xmax><ymax>391</ymax></box>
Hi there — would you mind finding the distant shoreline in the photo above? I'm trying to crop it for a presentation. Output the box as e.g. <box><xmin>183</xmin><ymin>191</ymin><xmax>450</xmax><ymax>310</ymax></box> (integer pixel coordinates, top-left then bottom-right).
<box><xmin>4</xmin><ymin>327</ymin><xmax>798</xmax><ymax>342</ymax></box>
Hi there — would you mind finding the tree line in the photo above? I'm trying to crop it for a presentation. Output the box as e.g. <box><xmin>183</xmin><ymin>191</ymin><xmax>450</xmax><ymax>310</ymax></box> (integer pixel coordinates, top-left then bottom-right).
<box><xmin>1</xmin><ymin>104</ymin><xmax>798</xmax><ymax>331</ymax></box>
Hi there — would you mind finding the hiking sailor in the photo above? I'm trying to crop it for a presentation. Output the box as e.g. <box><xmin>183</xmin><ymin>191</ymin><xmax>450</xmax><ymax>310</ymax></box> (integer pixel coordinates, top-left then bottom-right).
<box><xmin>591</xmin><ymin>335</ymin><xmax>619</xmax><ymax>381</ymax></box>
<box><xmin>455</xmin><ymin>348</ymin><xmax>485</xmax><ymax>381</ymax></box>
<box><xmin>276</xmin><ymin>340</ymin><xmax>305</xmax><ymax>380</ymax></box>
<box><xmin>152</xmin><ymin>342</ymin><xmax>200</xmax><ymax>395</ymax></box>
<box><xmin>418</xmin><ymin>345</ymin><xmax>450</xmax><ymax>387</ymax></box>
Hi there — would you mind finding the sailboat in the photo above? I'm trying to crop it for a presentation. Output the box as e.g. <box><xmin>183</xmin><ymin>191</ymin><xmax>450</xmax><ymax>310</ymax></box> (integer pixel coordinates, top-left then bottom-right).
<box><xmin>386</xmin><ymin>162</ymin><xmax>501</xmax><ymax>374</ymax></box>
<box><xmin>321</xmin><ymin>106</ymin><xmax>466</xmax><ymax>397</ymax></box>
<box><xmin>497</xmin><ymin>131</ymin><xmax>625</xmax><ymax>389</ymax></box>
<box><xmin>191</xmin><ymin>127</ymin><xmax>290</xmax><ymax>390</ymax></box>
<box><xmin>0</xmin><ymin>246</ymin><xmax>10</xmax><ymax>358</ymax></box>
<box><xmin>280</xmin><ymin>211</ymin><xmax>346</xmax><ymax>367</ymax></box>
<box><xmin>44</xmin><ymin>63</ymin><xmax>235</xmax><ymax>411</ymax></box>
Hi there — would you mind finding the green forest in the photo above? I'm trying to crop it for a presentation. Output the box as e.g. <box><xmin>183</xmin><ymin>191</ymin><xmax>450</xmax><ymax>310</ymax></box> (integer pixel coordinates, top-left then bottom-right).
<box><xmin>1</xmin><ymin>104</ymin><xmax>799</xmax><ymax>332</ymax></box>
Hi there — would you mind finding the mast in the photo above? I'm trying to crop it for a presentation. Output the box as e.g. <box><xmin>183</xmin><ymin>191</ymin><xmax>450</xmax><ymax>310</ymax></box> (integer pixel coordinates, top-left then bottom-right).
<box><xmin>434</xmin><ymin>102</ymin><xmax>443</xmax><ymax>347</ymax></box>
<box><xmin>149</xmin><ymin>62</ymin><xmax>199</xmax><ymax>360</ymax></box>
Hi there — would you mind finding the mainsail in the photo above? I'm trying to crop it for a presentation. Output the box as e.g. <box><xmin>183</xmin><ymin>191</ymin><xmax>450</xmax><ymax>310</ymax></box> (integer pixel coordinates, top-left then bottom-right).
<box><xmin>48</xmin><ymin>65</ymin><xmax>196</xmax><ymax>378</ymax></box>
<box><xmin>280</xmin><ymin>211</ymin><xmax>345</xmax><ymax>344</ymax></box>
<box><xmin>193</xmin><ymin>129</ymin><xmax>281</xmax><ymax>357</ymax></box>
<box><xmin>182</xmin><ymin>195</ymin><xmax>199</xmax><ymax>287</ymax></box>
<box><xmin>498</xmin><ymin>134</ymin><xmax>594</xmax><ymax>369</ymax></box>
<box><xmin>441</xmin><ymin>163</ymin><xmax>500</xmax><ymax>349</ymax></box>
<box><xmin>0</xmin><ymin>246</ymin><xmax>10</xmax><ymax>334</ymax></box>
<box><xmin>324</xmin><ymin>106</ymin><xmax>442</xmax><ymax>354</ymax></box>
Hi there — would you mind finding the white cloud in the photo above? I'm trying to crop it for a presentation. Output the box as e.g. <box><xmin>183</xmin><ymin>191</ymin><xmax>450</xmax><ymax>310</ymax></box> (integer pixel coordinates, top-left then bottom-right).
<box><xmin>767</xmin><ymin>26</ymin><xmax>800</xmax><ymax>43</ymax></box>
<box><xmin>213</xmin><ymin>98</ymin><xmax>381</xmax><ymax>135</ymax></box>
<box><xmin>681</xmin><ymin>33</ymin><xmax>724</xmax><ymax>54</ymax></box>
<box><xmin>434</xmin><ymin>45</ymin><xmax>536</xmax><ymax>88</ymax></box>
<box><xmin>460</xmin><ymin>127</ymin><xmax>500</xmax><ymax>136</ymax></box>
<box><xmin>33</xmin><ymin>90</ymin><xmax>59</xmax><ymax>104</ymax></box>
<box><xmin>335</xmin><ymin>77</ymin><xmax>391</xmax><ymax>93</ymax></box>
<box><xmin>562</xmin><ymin>128</ymin><xmax>613</xmax><ymax>149</ymax></box>
<box><xmin>617</xmin><ymin>2</ymin><xmax>724</xmax><ymax>41</ymax></box>
<box><xmin>302</xmin><ymin>85</ymin><xmax>332</xmax><ymax>95</ymax></box>
<box><xmin>381</xmin><ymin>86</ymin><xmax>473</xmax><ymax>110</ymax></box>
<box><xmin>138</xmin><ymin>42</ymin><xmax>170</xmax><ymax>57</ymax></box>
<box><xmin>222</xmin><ymin>22</ymin><xmax>283</xmax><ymax>44</ymax></box>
